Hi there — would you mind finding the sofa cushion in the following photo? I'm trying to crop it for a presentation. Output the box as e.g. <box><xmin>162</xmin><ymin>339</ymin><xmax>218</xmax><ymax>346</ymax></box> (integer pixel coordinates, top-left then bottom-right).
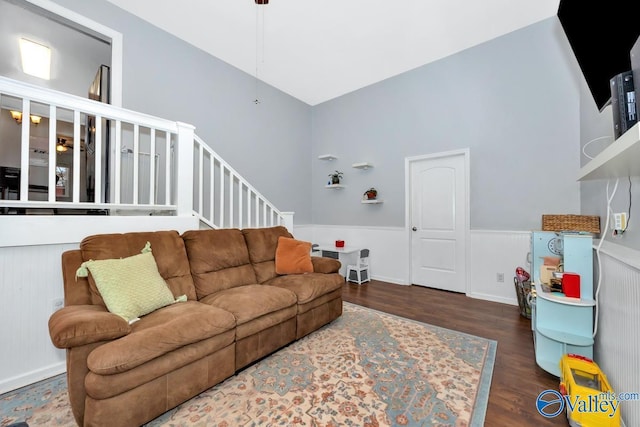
<box><xmin>200</xmin><ymin>284</ymin><xmax>297</xmax><ymax>340</ymax></box>
<box><xmin>77</xmin><ymin>245</ymin><xmax>178</xmax><ymax>323</ymax></box>
<box><xmin>275</xmin><ymin>236</ymin><xmax>313</xmax><ymax>275</ymax></box>
<box><xmin>87</xmin><ymin>301</ymin><xmax>236</xmax><ymax>375</ymax></box>
<box><xmin>200</xmin><ymin>284</ymin><xmax>296</xmax><ymax>325</ymax></box>
<box><xmin>264</xmin><ymin>273</ymin><xmax>344</xmax><ymax>305</ymax></box>
<box><xmin>80</xmin><ymin>231</ymin><xmax>196</xmax><ymax>303</ymax></box>
<box><xmin>182</xmin><ymin>229</ymin><xmax>258</xmax><ymax>299</ymax></box>
<box><xmin>242</xmin><ymin>226</ymin><xmax>292</xmax><ymax>283</ymax></box>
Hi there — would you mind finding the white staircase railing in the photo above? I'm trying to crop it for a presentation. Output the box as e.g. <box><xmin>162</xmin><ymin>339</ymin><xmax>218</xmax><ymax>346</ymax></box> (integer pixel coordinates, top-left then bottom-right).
<box><xmin>0</xmin><ymin>76</ymin><xmax>291</xmax><ymax>229</ymax></box>
<box><xmin>192</xmin><ymin>135</ymin><xmax>290</xmax><ymax>229</ymax></box>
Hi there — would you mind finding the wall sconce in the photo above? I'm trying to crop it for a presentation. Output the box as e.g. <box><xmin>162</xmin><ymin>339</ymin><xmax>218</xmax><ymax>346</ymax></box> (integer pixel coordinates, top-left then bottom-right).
<box><xmin>10</xmin><ymin>110</ymin><xmax>22</xmax><ymax>124</ymax></box>
<box><xmin>9</xmin><ymin>110</ymin><xmax>42</xmax><ymax>125</ymax></box>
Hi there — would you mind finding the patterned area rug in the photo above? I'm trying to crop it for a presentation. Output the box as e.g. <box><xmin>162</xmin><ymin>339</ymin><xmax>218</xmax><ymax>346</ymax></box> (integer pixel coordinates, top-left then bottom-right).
<box><xmin>1</xmin><ymin>302</ymin><xmax>496</xmax><ymax>426</ymax></box>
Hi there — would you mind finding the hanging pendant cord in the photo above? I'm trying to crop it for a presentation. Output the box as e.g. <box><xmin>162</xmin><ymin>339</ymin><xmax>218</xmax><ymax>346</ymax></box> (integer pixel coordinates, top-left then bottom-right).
<box><xmin>254</xmin><ymin>4</ymin><xmax>266</xmax><ymax>104</ymax></box>
<box><xmin>254</xmin><ymin>5</ymin><xmax>259</xmax><ymax>104</ymax></box>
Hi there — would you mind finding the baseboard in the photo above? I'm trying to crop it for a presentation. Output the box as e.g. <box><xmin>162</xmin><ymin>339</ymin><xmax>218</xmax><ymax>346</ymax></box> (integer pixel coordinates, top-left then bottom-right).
<box><xmin>371</xmin><ymin>275</ymin><xmax>408</xmax><ymax>285</ymax></box>
<box><xmin>467</xmin><ymin>292</ymin><xmax>518</xmax><ymax>306</ymax></box>
<box><xmin>0</xmin><ymin>362</ymin><xmax>65</xmax><ymax>394</ymax></box>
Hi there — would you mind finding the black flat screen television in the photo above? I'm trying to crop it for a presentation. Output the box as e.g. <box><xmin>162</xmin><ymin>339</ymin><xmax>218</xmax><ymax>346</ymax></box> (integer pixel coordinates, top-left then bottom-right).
<box><xmin>557</xmin><ymin>0</ymin><xmax>640</xmax><ymax>111</ymax></box>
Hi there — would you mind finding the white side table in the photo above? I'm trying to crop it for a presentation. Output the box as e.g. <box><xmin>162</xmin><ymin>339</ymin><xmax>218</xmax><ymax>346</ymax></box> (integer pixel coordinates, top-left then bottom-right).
<box><xmin>314</xmin><ymin>245</ymin><xmax>360</xmax><ymax>277</ymax></box>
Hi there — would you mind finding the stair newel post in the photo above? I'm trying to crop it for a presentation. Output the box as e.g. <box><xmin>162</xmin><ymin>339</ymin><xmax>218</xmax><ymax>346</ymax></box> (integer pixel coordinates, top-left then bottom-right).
<box><xmin>175</xmin><ymin>122</ymin><xmax>196</xmax><ymax>217</ymax></box>
<box><xmin>280</xmin><ymin>211</ymin><xmax>295</xmax><ymax>233</ymax></box>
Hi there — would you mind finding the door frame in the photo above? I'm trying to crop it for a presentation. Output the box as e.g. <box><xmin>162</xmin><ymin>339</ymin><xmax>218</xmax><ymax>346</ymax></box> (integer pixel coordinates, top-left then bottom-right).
<box><xmin>404</xmin><ymin>148</ymin><xmax>471</xmax><ymax>291</ymax></box>
<box><xmin>24</xmin><ymin>0</ymin><xmax>123</xmax><ymax>107</ymax></box>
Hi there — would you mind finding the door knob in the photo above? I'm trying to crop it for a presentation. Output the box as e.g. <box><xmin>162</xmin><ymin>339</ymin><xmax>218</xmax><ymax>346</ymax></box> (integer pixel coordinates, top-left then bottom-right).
<box><xmin>412</xmin><ymin>226</ymin><xmax>417</xmax><ymax>231</ymax></box>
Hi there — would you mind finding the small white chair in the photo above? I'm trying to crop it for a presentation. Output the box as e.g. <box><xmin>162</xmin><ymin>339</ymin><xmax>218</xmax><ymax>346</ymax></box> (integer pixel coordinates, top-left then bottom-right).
<box><xmin>346</xmin><ymin>249</ymin><xmax>370</xmax><ymax>284</ymax></box>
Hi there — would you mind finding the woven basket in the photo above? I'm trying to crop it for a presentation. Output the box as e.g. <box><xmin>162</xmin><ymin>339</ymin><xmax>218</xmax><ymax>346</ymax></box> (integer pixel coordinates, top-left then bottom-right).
<box><xmin>513</xmin><ymin>278</ymin><xmax>532</xmax><ymax>319</ymax></box>
<box><xmin>541</xmin><ymin>214</ymin><xmax>600</xmax><ymax>234</ymax></box>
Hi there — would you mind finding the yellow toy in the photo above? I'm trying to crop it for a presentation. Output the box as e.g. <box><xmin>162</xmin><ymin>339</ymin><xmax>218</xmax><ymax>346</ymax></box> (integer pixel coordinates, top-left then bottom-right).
<box><xmin>559</xmin><ymin>353</ymin><xmax>621</xmax><ymax>427</ymax></box>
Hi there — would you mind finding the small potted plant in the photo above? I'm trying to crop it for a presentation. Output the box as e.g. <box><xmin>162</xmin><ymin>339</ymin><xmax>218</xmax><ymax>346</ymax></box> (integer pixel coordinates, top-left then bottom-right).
<box><xmin>364</xmin><ymin>187</ymin><xmax>377</xmax><ymax>200</ymax></box>
<box><xmin>328</xmin><ymin>170</ymin><xmax>344</xmax><ymax>185</ymax></box>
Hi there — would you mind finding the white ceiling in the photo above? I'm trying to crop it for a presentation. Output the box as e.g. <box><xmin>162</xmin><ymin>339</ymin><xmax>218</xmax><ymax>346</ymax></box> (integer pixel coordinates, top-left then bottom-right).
<box><xmin>105</xmin><ymin>0</ymin><xmax>560</xmax><ymax>106</ymax></box>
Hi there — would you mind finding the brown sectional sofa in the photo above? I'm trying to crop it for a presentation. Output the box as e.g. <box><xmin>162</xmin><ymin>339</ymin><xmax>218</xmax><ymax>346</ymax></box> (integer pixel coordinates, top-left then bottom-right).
<box><xmin>48</xmin><ymin>225</ymin><xmax>343</xmax><ymax>427</ymax></box>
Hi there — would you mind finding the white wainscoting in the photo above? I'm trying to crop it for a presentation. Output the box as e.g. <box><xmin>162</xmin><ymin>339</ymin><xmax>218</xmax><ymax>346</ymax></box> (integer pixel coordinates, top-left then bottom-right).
<box><xmin>294</xmin><ymin>224</ymin><xmax>409</xmax><ymax>285</ymax></box>
<box><xmin>0</xmin><ymin>243</ymin><xmax>71</xmax><ymax>393</ymax></box>
<box><xmin>593</xmin><ymin>241</ymin><xmax>640</xmax><ymax>427</ymax></box>
<box><xmin>468</xmin><ymin>230</ymin><xmax>532</xmax><ymax>305</ymax></box>
<box><xmin>295</xmin><ymin>225</ymin><xmax>532</xmax><ymax>306</ymax></box>
<box><xmin>0</xmin><ymin>216</ymin><xmax>199</xmax><ymax>394</ymax></box>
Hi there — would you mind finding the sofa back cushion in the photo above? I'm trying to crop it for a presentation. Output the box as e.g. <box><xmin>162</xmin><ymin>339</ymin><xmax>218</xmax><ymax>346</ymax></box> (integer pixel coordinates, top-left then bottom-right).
<box><xmin>182</xmin><ymin>228</ymin><xmax>258</xmax><ymax>299</ymax></box>
<box><xmin>242</xmin><ymin>226</ymin><xmax>293</xmax><ymax>283</ymax></box>
<box><xmin>79</xmin><ymin>231</ymin><xmax>196</xmax><ymax>305</ymax></box>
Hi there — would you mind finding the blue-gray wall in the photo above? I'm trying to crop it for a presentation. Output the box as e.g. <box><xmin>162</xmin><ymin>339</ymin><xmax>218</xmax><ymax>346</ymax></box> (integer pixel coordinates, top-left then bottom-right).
<box><xmin>50</xmin><ymin>0</ymin><xmax>313</xmax><ymax>224</ymax></box>
<box><xmin>311</xmin><ymin>17</ymin><xmax>582</xmax><ymax>230</ymax></box>
<box><xmin>27</xmin><ymin>3</ymin><xmax>619</xmax><ymax>235</ymax></box>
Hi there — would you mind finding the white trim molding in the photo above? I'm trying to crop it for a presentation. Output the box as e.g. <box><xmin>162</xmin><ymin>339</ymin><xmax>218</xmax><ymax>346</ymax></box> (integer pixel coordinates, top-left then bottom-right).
<box><xmin>404</xmin><ymin>149</ymin><xmax>471</xmax><ymax>291</ymax></box>
<box><xmin>24</xmin><ymin>0</ymin><xmax>123</xmax><ymax>106</ymax></box>
<box><xmin>0</xmin><ymin>215</ymin><xmax>199</xmax><ymax>247</ymax></box>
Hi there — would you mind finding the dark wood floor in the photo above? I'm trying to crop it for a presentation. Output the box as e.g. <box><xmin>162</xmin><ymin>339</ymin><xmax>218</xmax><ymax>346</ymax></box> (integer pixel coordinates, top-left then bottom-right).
<box><xmin>342</xmin><ymin>280</ymin><xmax>566</xmax><ymax>426</ymax></box>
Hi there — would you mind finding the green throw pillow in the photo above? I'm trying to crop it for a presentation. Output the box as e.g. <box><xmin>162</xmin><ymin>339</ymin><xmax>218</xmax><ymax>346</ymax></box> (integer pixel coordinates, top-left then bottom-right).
<box><xmin>76</xmin><ymin>242</ymin><xmax>183</xmax><ymax>323</ymax></box>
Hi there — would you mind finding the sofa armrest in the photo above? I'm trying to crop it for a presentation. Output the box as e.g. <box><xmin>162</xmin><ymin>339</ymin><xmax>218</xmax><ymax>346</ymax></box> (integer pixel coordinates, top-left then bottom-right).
<box><xmin>311</xmin><ymin>256</ymin><xmax>341</xmax><ymax>274</ymax></box>
<box><xmin>49</xmin><ymin>305</ymin><xmax>131</xmax><ymax>348</ymax></box>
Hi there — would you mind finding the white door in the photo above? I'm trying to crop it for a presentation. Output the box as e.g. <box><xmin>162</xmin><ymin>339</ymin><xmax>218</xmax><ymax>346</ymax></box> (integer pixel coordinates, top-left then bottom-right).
<box><xmin>410</xmin><ymin>152</ymin><xmax>467</xmax><ymax>293</ymax></box>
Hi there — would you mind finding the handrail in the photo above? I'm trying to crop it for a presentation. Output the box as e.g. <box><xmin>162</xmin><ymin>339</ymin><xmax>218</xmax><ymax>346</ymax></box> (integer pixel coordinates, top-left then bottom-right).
<box><xmin>0</xmin><ymin>76</ymin><xmax>291</xmax><ymax>229</ymax></box>
<box><xmin>0</xmin><ymin>76</ymin><xmax>190</xmax><ymax>215</ymax></box>
<box><xmin>0</xmin><ymin>76</ymin><xmax>178</xmax><ymax>132</ymax></box>
<box><xmin>192</xmin><ymin>135</ymin><xmax>287</xmax><ymax>229</ymax></box>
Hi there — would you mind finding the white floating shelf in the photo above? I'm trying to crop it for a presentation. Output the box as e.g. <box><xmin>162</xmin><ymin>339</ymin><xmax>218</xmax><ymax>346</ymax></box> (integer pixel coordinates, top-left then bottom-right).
<box><xmin>352</xmin><ymin>162</ymin><xmax>373</xmax><ymax>169</ymax></box>
<box><xmin>361</xmin><ymin>199</ymin><xmax>383</xmax><ymax>204</ymax></box>
<box><xmin>325</xmin><ymin>184</ymin><xmax>345</xmax><ymax>189</ymax></box>
<box><xmin>318</xmin><ymin>154</ymin><xmax>338</xmax><ymax>161</ymax></box>
<box><xmin>578</xmin><ymin>122</ymin><xmax>640</xmax><ymax>180</ymax></box>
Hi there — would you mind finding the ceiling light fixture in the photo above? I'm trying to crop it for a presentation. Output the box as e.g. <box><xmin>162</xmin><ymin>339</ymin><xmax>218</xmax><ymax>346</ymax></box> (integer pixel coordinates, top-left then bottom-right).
<box><xmin>56</xmin><ymin>138</ymin><xmax>68</xmax><ymax>152</ymax></box>
<box><xmin>19</xmin><ymin>38</ymin><xmax>51</xmax><ymax>80</ymax></box>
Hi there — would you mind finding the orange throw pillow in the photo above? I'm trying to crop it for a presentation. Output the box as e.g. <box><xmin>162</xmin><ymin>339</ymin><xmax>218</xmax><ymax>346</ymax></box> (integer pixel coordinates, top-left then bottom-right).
<box><xmin>275</xmin><ymin>236</ymin><xmax>314</xmax><ymax>275</ymax></box>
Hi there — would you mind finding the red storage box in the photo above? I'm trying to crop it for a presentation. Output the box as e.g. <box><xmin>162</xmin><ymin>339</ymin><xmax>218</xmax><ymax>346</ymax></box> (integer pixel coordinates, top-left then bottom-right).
<box><xmin>562</xmin><ymin>273</ymin><xmax>581</xmax><ymax>298</ymax></box>
<box><xmin>335</xmin><ymin>240</ymin><xmax>345</xmax><ymax>248</ymax></box>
